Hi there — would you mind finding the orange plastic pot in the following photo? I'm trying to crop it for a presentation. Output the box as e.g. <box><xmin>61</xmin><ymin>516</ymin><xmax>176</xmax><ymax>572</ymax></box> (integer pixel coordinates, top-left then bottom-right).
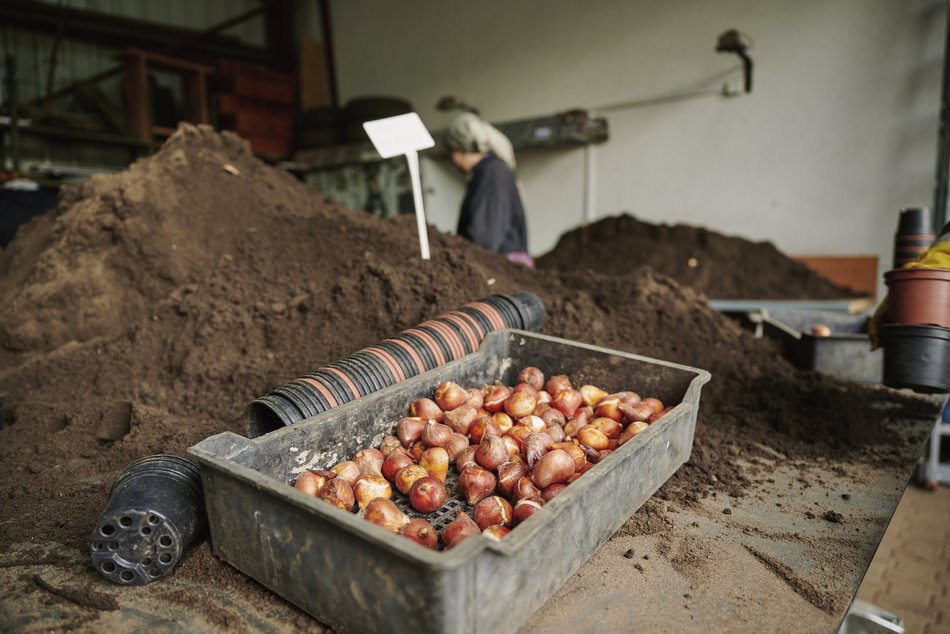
<box><xmin>885</xmin><ymin>268</ymin><xmax>950</xmax><ymax>327</ymax></box>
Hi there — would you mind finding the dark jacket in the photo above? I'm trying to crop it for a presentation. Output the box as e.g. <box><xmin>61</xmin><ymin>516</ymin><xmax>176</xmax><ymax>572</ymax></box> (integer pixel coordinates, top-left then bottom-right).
<box><xmin>457</xmin><ymin>154</ymin><xmax>528</xmax><ymax>254</ymax></box>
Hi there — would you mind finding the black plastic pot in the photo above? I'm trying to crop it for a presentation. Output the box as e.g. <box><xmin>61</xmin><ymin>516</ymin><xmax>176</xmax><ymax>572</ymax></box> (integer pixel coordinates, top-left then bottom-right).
<box><xmin>89</xmin><ymin>455</ymin><xmax>206</xmax><ymax>585</ymax></box>
<box><xmin>881</xmin><ymin>324</ymin><xmax>950</xmax><ymax>393</ymax></box>
<box><xmin>508</xmin><ymin>291</ymin><xmax>546</xmax><ymax>331</ymax></box>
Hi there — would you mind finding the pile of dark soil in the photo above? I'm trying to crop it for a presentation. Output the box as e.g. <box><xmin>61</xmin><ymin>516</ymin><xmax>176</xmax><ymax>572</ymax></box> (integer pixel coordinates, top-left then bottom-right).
<box><xmin>0</xmin><ymin>126</ymin><xmax>931</xmax><ymax>628</ymax></box>
<box><xmin>536</xmin><ymin>213</ymin><xmax>858</xmax><ymax>299</ymax></box>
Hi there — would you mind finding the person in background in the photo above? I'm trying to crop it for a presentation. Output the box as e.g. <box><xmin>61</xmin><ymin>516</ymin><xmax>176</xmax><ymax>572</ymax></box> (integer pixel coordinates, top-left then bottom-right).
<box><xmin>443</xmin><ymin>113</ymin><xmax>533</xmax><ymax>267</ymax></box>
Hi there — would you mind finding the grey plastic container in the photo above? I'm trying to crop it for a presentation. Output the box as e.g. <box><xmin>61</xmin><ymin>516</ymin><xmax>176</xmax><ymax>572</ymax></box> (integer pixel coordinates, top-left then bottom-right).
<box><xmin>759</xmin><ymin>309</ymin><xmax>883</xmax><ymax>383</ymax></box>
<box><xmin>189</xmin><ymin>330</ymin><xmax>711</xmax><ymax>634</ymax></box>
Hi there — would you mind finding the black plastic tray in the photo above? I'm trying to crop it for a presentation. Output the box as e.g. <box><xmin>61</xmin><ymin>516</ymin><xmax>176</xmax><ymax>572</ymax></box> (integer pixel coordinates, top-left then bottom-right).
<box><xmin>759</xmin><ymin>309</ymin><xmax>883</xmax><ymax>383</ymax></box>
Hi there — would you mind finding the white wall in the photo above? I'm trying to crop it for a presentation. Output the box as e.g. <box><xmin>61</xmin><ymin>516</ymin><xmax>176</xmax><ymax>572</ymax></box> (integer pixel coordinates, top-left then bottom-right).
<box><xmin>330</xmin><ymin>0</ymin><xmax>945</xmax><ymax>295</ymax></box>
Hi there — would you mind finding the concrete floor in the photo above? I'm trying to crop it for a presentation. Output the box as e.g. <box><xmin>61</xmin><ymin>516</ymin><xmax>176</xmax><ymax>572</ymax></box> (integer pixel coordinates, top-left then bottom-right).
<box><xmin>855</xmin><ymin>484</ymin><xmax>950</xmax><ymax>633</ymax></box>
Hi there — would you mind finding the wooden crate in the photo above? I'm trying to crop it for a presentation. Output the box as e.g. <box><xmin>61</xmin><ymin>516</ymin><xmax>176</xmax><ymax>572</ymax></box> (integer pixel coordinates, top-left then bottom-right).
<box><xmin>214</xmin><ymin>61</ymin><xmax>296</xmax><ymax>158</ymax></box>
<box><xmin>793</xmin><ymin>255</ymin><xmax>879</xmax><ymax>300</ymax></box>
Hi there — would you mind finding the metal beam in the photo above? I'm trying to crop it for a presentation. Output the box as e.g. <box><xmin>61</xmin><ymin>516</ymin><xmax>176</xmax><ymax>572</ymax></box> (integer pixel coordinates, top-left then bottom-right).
<box><xmin>0</xmin><ymin>0</ymin><xmax>269</xmax><ymax>65</ymax></box>
<box><xmin>20</xmin><ymin>5</ymin><xmax>267</xmax><ymax>112</ymax></box>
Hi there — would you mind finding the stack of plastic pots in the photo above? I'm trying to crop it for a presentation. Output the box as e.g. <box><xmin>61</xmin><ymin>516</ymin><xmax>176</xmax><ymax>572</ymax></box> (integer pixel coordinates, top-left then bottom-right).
<box><xmin>893</xmin><ymin>207</ymin><xmax>935</xmax><ymax>269</ymax></box>
<box><xmin>89</xmin><ymin>455</ymin><xmax>206</xmax><ymax>585</ymax></box>
<box><xmin>247</xmin><ymin>291</ymin><xmax>545</xmax><ymax>437</ymax></box>
<box><xmin>881</xmin><ymin>218</ymin><xmax>950</xmax><ymax>393</ymax></box>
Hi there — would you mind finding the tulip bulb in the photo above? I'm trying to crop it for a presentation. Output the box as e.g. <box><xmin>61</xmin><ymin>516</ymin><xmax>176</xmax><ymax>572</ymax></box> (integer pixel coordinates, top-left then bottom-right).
<box><xmin>524</xmin><ymin>432</ymin><xmax>553</xmax><ymax>468</ymax></box>
<box><xmin>465</xmin><ymin>388</ymin><xmax>484</xmax><ymax>410</ymax></box>
<box><xmin>513</xmin><ymin>476</ymin><xmax>542</xmax><ymax>502</ymax></box>
<box><xmin>619</xmin><ymin>402</ymin><xmax>653</xmax><ymax>423</ymax></box>
<box><xmin>352</xmin><ymin>475</ymin><xmax>392</xmax><ymax>509</ymax></box>
<box><xmin>354</xmin><ymin>448</ymin><xmax>384</xmax><ymax>476</ymax></box>
<box><xmin>317</xmin><ymin>478</ymin><xmax>355</xmax><ymax>512</ymax></box>
<box><xmin>545</xmin><ymin>423</ymin><xmax>565</xmax><ymax>443</ymax></box>
<box><xmin>443</xmin><ymin>405</ymin><xmax>478</xmax><ymax>435</ymax></box>
<box><xmin>421</xmin><ymin>420</ymin><xmax>453</xmax><ymax>448</ymax></box>
<box><xmin>469</xmin><ymin>416</ymin><xmax>501</xmax><ymax>443</ymax></box>
<box><xmin>397</xmin><ymin>416</ymin><xmax>427</xmax><ymax>447</ymax></box>
<box><xmin>482</xmin><ymin>525</ymin><xmax>510</xmax><ymax>541</ymax></box>
<box><xmin>409</xmin><ymin>441</ymin><xmax>426</xmax><ymax>462</ymax></box>
<box><xmin>410</xmin><ymin>398</ymin><xmax>443</xmax><ymax>422</ymax></box>
<box><xmin>434</xmin><ymin>381</ymin><xmax>468</xmax><ymax>411</ymax></box>
<box><xmin>443</xmin><ymin>511</ymin><xmax>480</xmax><ymax>549</ymax></box>
<box><xmin>531</xmin><ymin>449</ymin><xmax>575</xmax><ymax>489</ymax></box>
<box><xmin>378</xmin><ymin>435</ymin><xmax>402</xmax><ymax>457</ymax></box>
<box><xmin>648</xmin><ymin>406</ymin><xmax>673</xmax><ymax>424</ymax></box>
<box><xmin>491</xmin><ymin>412</ymin><xmax>514</xmax><ymax>434</ymax></box>
<box><xmin>401</xmin><ymin>517</ymin><xmax>439</xmax><ymax>549</ymax></box>
<box><xmin>382</xmin><ymin>449</ymin><xmax>414</xmax><ymax>482</ymax></box>
<box><xmin>544</xmin><ymin>375</ymin><xmax>572</xmax><ymax>395</ymax></box>
<box><xmin>497</xmin><ymin>434</ymin><xmax>517</xmax><ymax>457</ymax></box>
<box><xmin>473</xmin><ymin>496</ymin><xmax>513</xmax><ymax>530</ymax></box>
<box><xmin>576</xmin><ymin>425</ymin><xmax>610</xmax><ymax>451</ymax></box>
<box><xmin>619</xmin><ymin>421</ymin><xmax>649</xmax><ymax>445</ymax></box>
<box><xmin>483</xmin><ymin>384</ymin><xmax>510</xmax><ymax>412</ymax></box>
<box><xmin>394</xmin><ymin>464</ymin><xmax>429</xmax><ymax>495</ymax></box>
<box><xmin>519</xmin><ymin>415</ymin><xmax>546</xmax><ymax>433</ymax></box>
<box><xmin>539</xmin><ymin>407</ymin><xmax>566</xmax><ymax>428</ymax></box>
<box><xmin>419</xmin><ymin>446</ymin><xmax>449</xmax><ymax>482</ymax></box>
<box><xmin>504</xmin><ymin>390</ymin><xmax>537</xmax><ymax>419</ymax></box>
<box><xmin>613</xmin><ymin>391</ymin><xmax>641</xmax><ymax>405</ymax></box>
<box><xmin>553</xmin><ymin>389</ymin><xmax>582</xmax><ymax>418</ymax></box>
<box><xmin>551</xmin><ymin>441</ymin><xmax>587</xmax><ymax>471</ymax></box>
<box><xmin>594</xmin><ymin>397</ymin><xmax>623</xmax><ymax>422</ymax></box>
<box><xmin>506</xmin><ymin>425</ymin><xmax>531</xmax><ymax>451</ymax></box>
<box><xmin>458</xmin><ymin>466</ymin><xmax>497</xmax><ymax>506</ymax></box>
<box><xmin>475</xmin><ymin>433</ymin><xmax>508</xmax><ymax>471</ymax></box>
<box><xmin>362</xmin><ymin>497</ymin><xmax>407</xmax><ymax>532</ymax></box>
<box><xmin>408</xmin><ymin>476</ymin><xmax>448</xmax><ymax>514</ymax></box>
<box><xmin>496</xmin><ymin>461</ymin><xmax>527</xmax><ymax>498</ymax></box>
<box><xmin>590</xmin><ymin>417</ymin><xmax>622</xmax><ymax>439</ymax></box>
<box><xmin>579</xmin><ymin>385</ymin><xmax>609</xmax><ymax>408</ymax></box>
<box><xmin>541</xmin><ymin>483</ymin><xmax>567</xmax><ymax>502</ymax></box>
<box><xmin>331</xmin><ymin>460</ymin><xmax>360</xmax><ymax>485</ymax></box>
<box><xmin>445</xmin><ymin>433</ymin><xmax>470</xmax><ymax>461</ymax></box>
<box><xmin>517</xmin><ymin>366</ymin><xmax>545</xmax><ymax>390</ymax></box>
<box><xmin>513</xmin><ymin>498</ymin><xmax>543</xmax><ymax>524</ymax></box>
<box><xmin>456</xmin><ymin>446</ymin><xmax>479</xmax><ymax>472</ymax></box>
<box><xmin>294</xmin><ymin>469</ymin><xmax>334</xmax><ymax>496</ymax></box>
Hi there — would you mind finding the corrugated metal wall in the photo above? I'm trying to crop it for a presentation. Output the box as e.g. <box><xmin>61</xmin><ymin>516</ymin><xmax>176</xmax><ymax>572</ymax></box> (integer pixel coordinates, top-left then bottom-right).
<box><xmin>30</xmin><ymin>0</ymin><xmax>266</xmax><ymax>43</ymax></box>
<box><xmin>1</xmin><ymin>0</ymin><xmax>265</xmax><ymax>172</ymax></box>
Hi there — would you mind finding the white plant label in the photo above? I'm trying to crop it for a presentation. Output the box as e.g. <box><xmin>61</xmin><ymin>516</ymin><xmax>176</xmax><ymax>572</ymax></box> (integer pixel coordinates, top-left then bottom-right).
<box><xmin>364</xmin><ymin>113</ymin><xmax>435</xmax><ymax>261</ymax></box>
<box><xmin>363</xmin><ymin>112</ymin><xmax>434</xmax><ymax>159</ymax></box>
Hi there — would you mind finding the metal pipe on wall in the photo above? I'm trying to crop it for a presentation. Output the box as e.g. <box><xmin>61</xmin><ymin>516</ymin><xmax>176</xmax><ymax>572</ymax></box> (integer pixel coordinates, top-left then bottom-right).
<box><xmin>5</xmin><ymin>55</ymin><xmax>20</xmax><ymax>171</ymax></box>
<box><xmin>318</xmin><ymin>0</ymin><xmax>339</xmax><ymax>110</ymax></box>
<box><xmin>584</xmin><ymin>141</ymin><xmax>596</xmax><ymax>223</ymax></box>
<box><xmin>933</xmin><ymin>2</ymin><xmax>950</xmax><ymax>229</ymax></box>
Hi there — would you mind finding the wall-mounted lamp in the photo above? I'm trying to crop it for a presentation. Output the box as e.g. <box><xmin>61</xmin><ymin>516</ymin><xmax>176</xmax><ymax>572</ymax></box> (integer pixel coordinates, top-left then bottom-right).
<box><xmin>716</xmin><ymin>29</ymin><xmax>753</xmax><ymax>93</ymax></box>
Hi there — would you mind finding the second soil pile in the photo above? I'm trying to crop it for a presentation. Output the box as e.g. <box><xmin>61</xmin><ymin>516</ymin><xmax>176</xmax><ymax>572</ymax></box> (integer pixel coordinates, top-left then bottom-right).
<box><xmin>537</xmin><ymin>213</ymin><xmax>857</xmax><ymax>299</ymax></box>
<box><xmin>0</xmin><ymin>126</ymin><xmax>930</xmax><ymax>625</ymax></box>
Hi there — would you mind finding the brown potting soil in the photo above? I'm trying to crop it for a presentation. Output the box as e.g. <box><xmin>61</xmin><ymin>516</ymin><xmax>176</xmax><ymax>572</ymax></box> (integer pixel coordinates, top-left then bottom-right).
<box><xmin>0</xmin><ymin>125</ymin><xmax>934</xmax><ymax>630</ymax></box>
<box><xmin>536</xmin><ymin>213</ymin><xmax>859</xmax><ymax>299</ymax></box>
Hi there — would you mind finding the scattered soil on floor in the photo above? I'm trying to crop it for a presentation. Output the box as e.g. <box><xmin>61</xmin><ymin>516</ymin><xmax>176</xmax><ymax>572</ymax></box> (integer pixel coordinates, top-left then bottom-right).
<box><xmin>0</xmin><ymin>125</ymin><xmax>934</xmax><ymax>628</ymax></box>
